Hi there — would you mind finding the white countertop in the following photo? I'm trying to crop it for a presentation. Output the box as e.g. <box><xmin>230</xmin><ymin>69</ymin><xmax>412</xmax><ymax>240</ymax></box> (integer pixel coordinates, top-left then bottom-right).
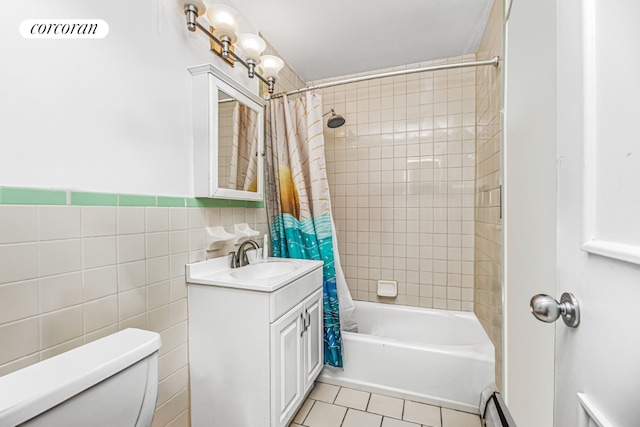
<box><xmin>185</xmin><ymin>256</ymin><xmax>324</xmax><ymax>292</ymax></box>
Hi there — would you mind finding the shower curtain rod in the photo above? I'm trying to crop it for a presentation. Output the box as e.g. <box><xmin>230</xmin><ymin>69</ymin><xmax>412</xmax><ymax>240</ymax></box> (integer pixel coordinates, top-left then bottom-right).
<box><xmin>270</xmin><ymin>56</ymin><xmax>500</xmax><ymax>99</ymax></box>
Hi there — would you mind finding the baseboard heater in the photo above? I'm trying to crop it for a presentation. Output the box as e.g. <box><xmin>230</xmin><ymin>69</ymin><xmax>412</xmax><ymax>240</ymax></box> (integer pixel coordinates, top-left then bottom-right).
<box><xmin>480</xmin><ymin>386</ymin><xmax>517</xmax><ymax>427</ymax></box>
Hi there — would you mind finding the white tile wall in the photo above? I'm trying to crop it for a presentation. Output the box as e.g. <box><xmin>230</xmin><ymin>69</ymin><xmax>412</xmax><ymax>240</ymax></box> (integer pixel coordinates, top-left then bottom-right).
<box><xmin>83</xmin><ymin>266</ymin><xmax>117</xmax><ymax>302</ymax></box>
<box><xmin>117</xmin><ymin>206</ymin><xmax>145</xmax><ymax>235</ymax></box>
<box><xmin>0</xmin><ymin>318</ymin><xmax>39</xmax><ymax>366</ymax></box>
<box><xmin>0</xmin><ymin>203</ymin><xmax>268</xmax><ymax>426</ymax></box>
<box><xmin>0</xmin><ymin>243</ymin><xmax>38</xmax><ymax>284</ymax></box>
<box><xmin>146</xmin><ymin>207</ymin><xmax>169</xmax><ymax>233</ymax></box>
<box><xmin>0</xmin><ymin>281</ymin><xmax>38</xmax><ymax>324</ymax></box>
<box><xmin>40</xmin><ymin>273</ymin><xmax>83</xmax><ymax>314</ymax></box>
<box><xmin>0</xmin><ymin>206</ymin><xmax>37</xmax><ymax>244</ymax></box>
<box><xmin>317</xmin><ymin>54</ymin><xmax>477</xmax><ymax>311</ymax></box>
<box><xmin>83</xmin><ymin>237</ymin><xmax>117</xmax><ymax>269</ymax></box>
<box><xmin>38</xmin><ymin>206</ymin><xmax>81</xmax><ymax>241</ymax></box>
<box><xmin>39</xmin><ymin>240</ymin><xmax>82</xmax><ymax>277</ymax></box>
<box><xmin>117</xmin><ymin>234</ymin><xmax>145</xmax><ymax>263</ymax></box>
<box><xmin>82</xmin><ymin>206</ymin><xmax>116</xmax><ymax>237</ymax></box>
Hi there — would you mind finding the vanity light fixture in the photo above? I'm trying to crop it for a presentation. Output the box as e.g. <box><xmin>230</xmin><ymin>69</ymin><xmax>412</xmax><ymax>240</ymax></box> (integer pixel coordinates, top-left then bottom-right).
<box><xmin>178</xmin><ymin>0</ymin><xmax>284</xmax><ymax>94</ymax></box>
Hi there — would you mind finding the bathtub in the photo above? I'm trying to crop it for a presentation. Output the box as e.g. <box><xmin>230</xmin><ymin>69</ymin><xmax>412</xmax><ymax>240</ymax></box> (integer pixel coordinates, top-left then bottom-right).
<box><xmin>319</xmin><ymin>301</ymin><xmax>494</xmax><ymax>413</ymax></box>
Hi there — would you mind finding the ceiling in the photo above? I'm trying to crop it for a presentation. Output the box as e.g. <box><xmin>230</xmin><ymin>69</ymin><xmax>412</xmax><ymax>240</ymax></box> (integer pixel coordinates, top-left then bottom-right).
<box><xmin>222</xmin><ymin>0</ymin><xmax>494</xmax><ymax>83</ymax></box>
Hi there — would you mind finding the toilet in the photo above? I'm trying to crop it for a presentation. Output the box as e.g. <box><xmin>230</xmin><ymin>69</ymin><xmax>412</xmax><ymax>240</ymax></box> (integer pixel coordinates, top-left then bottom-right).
<box><xmin>0</xmin><ymin>328</ymin><xmax>161</xmax><ymax>427</ymax></box>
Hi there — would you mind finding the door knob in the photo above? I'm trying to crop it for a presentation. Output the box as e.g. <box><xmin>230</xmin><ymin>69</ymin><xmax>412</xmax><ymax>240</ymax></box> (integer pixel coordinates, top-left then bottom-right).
<box><xmin>530</xmin><ymin>292</ymin><xmax>580</xmax><ymax>328</ymax></box>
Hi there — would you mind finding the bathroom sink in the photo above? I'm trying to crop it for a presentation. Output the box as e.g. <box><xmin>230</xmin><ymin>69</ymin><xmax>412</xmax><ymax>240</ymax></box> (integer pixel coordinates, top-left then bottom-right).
<box><xmin>185</xmin><ymin>256</ymin><xmax>323</xmax><ymax>292</ymax></box>
<box><xmin>230</xmin><ymin>260</ymin><xmax>299</xmax><ymax>281</ymax></box>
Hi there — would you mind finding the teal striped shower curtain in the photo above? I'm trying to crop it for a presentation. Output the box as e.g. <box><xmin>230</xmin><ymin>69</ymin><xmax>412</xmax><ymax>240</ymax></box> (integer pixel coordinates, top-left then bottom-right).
<box><xmin>264</xmin><ymin>92</ymin><xmax>343</xmax><ymax>367</ymax></box>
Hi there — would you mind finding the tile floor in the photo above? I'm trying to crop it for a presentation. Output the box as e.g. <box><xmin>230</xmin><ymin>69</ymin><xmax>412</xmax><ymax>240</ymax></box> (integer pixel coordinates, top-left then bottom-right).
<box><xmin>291</xmin><ymin>382</ymin><xmax>481</xmax><ymax>427</ymax></box>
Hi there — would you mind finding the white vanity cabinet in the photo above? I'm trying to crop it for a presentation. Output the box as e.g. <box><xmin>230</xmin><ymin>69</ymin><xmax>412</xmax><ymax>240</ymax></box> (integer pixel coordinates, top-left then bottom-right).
<box><xmin>186</xmin><ymin>257</ymin><xmax>324</xmax><ymax>427</ymax></box>
<box><xmin>271</xmin><ymin>288</ymin><xmax>322</xmax><ymax>426</ymax></box>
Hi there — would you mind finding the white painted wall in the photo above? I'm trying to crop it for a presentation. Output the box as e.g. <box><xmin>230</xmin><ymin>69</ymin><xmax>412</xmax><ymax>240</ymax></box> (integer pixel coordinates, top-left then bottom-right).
<box><xmin>503</xmin><ymin>0</ymin><xmax>557</xmax><ymax>425</ymax></box>
<box><xmin>0</xmin><ymin>0</ymin><xmax>257</xmax><ymax>197</ymax></box>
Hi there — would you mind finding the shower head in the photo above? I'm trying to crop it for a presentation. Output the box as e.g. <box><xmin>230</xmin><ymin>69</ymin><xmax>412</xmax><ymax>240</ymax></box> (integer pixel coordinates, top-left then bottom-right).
<box><xmin>325</xmin><ymin>109</ymin><xmax>345</xmax><ymax>128</ymax></box>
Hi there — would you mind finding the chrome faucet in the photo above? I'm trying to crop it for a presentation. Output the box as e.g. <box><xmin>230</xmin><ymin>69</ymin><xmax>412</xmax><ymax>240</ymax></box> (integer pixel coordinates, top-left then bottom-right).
<box><xmin>230</xmin><ymin>239</ymin><xmax>259</xmax><ymax>268</ymax></box>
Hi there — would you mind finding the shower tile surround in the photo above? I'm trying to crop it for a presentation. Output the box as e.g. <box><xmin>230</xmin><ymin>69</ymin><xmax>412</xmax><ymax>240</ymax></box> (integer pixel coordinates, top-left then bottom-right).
<box><xmin>315</xmin><ymin>55</ymin><xmax>478</xmax><ymax>311</ymax></box>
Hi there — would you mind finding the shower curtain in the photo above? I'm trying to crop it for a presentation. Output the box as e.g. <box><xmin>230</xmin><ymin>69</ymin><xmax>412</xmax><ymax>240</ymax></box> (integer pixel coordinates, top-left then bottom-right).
<box><xmin>228</xmin><ymin>102</ymin><xmax>259</xmax><ymax>191</ymax></box>
<box><xmin>265</xmin><ymin>92</ymin><xmax>356</xmax><ymax>368</ymax></box>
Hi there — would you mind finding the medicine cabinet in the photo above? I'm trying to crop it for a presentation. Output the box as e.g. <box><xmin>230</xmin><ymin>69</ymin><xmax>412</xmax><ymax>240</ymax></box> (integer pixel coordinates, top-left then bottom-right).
<box><xmin>189</xmin><ymin>64</ymin><xmax>266</xmax><ymax>201</ymax></box>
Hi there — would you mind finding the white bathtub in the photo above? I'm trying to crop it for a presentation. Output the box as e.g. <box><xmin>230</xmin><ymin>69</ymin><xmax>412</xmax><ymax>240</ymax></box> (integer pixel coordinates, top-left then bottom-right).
<box><xmin>319</xmin><ymin>301</ymin><xmax>494</xmax><ymax>413</ymax></box>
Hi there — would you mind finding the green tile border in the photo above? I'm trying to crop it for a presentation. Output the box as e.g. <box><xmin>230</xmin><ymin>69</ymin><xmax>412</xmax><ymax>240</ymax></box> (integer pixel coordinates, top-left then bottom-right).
<box><xmin>0</xmin><ymin>187</ymin><xmax>67</xmax><ymax>205</ymax></box>
<box><xmin>118</xmin><ymin>194</ymin><xmax>158</xmax><ymax>207</ymax></box>
<box><xmin>246</xmin><ymin>201</ymin><xmax>264</xmax><ymax>208</ymax></box>
<box><xmin>0</xmin><ymin>186</ymin><xmax>263</xmax><ymax>209</ymax></box>
<box><xmin>70</xmin><ymin>191</ymin><xmax>118</xmax><ymax>206</ymax></box>
<box><xmin>187</xmin><ymin>198</ymin><xmax>226</xmax><ymax>208</ymax></box>
<box><xmin>158</xmin><ymin>196</ymin><xmax>186</xmax><ymax>207</ymax></box>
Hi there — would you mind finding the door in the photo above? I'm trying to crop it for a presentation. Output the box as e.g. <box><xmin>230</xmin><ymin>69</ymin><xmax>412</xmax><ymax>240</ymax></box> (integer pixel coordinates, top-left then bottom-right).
<box><xmin>271</xmin><ymin>303</ymin><xmax>303</xmax><ymax>427</ymax></box>
<box><xmin>302</xmin><ymin>289</ymin><xmax>323</xmax><ymax>392</ymax></box>
<box><xmin>554</xmin><ymin>0</ymin><xmax>640</xmax><ymax>425</ymax></box>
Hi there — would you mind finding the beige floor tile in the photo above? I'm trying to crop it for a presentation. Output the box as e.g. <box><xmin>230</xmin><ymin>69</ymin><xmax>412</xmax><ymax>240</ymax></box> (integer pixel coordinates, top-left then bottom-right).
<box><xmin>303</xmin><ymin>400</ymin><xmax>348</xmax><ymax>427</ymax></box>
<box><xmin>292</xmin><ymin>382</ymin><xmax>481</xmax><ymax>427</ymax></box>
<box><xmin>342</xmin><ymin>408</ymin><xmax>383</xmax><ymax>427</ymax></box>
<box><xmin>403</xmin><ymin>400</ymin><xmax>442</xmax><ymax>427</ymax></box>
<box><xmin>367</xmin><ymin>394</ymin><xmax>404</xmax><ymax>419</ymax></box>
<box><xmin>309</xmin><ymin>382</ymin><xmax>341</xmax><ymax>403</ymax></box>
<box><xmin>441</xmin><ymin>408</ymin><xmax>481</xmax><ymax>427</ymax></box>
<box><xmin>335</xmin><ymin>387</ymin><xmax>371</xmax><ymax>411</ymax></box>
<box><xmin>381</xmin><ymin>417</ymin><xmax>420</xmax><ymax>427</ymax></box>
<box><xmin>294</xmin><ymin>398</ymin><xmax>316</xmax><ymax>424</ymax></box>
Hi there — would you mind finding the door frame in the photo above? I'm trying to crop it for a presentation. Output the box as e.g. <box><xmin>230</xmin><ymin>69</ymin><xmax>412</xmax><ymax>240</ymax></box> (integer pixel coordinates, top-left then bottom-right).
<box><xmin>502</xmin><ymin>0</ymin><xmax>558</xmax><ymax>425</ymax></box>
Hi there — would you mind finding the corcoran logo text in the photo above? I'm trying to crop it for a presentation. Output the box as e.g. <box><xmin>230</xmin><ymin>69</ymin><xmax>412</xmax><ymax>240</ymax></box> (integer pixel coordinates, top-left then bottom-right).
<box><xmin>20</xmin><ymin>19</ymin><xmax>109</xmax><ymax>39</ymax></box>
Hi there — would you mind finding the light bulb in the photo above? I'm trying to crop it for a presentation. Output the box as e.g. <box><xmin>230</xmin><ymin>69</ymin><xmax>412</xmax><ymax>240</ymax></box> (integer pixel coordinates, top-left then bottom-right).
<box><xmin>237</xmin><ymin>33</ymin><xmax>266</xmax><ymax>63</ymax></box>
<box><xmin>206</xmin><ymin>4</ymin><xmax>240</xmax><ymax>43</ymax></box>
<box><xmin>260</xmin><ymin>55</ymin><xmax>284</xmax><ymax>78</ymax></box>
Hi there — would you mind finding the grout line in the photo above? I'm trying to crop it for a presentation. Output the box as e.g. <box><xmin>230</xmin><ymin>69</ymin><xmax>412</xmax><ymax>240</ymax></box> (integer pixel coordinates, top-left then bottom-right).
<box><xmin>365</xmin><ymin>391</ymin><xmax>372</xmax><ymax>413</ymax></box>
<box><xmin>300</xmin><ymin>398</ymin><xmax>316</xmax><ymax>426</ymax></box>
<box><xmin>332</xmin><ymin>384</ymin><xmax>340</xmax><ymax>404</ymax></box>
<box><xmin>337</xmin><ymin>400</ymin><xmax>348</xmax><ymax>427</ymax></box>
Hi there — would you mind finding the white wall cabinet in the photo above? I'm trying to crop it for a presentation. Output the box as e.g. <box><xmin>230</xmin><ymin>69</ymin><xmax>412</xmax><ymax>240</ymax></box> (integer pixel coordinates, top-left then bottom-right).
<box><xmin>187</xmin><ymin>257</ymin><xmax>324</xmax><ymax>427</ymax></box>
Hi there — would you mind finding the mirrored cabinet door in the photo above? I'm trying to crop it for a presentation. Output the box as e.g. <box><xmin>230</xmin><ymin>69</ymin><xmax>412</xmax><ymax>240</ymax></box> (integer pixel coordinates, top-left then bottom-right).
<box><xmin>217</xmin><ymin>89</ymin><xmax>261</xmax><ymax>194</ymax></box>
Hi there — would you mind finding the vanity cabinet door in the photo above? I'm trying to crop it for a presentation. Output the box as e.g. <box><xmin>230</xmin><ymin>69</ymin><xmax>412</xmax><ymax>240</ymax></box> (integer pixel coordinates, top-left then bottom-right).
<box><xmin>302</xmin><ymin>289</ymin><xmax>323</xmax><ymax>393</ymax></box>
<box><xmin>270</xmin><ymin>303</ymin><xmax>303</xmax><ymax>427</ymax></box>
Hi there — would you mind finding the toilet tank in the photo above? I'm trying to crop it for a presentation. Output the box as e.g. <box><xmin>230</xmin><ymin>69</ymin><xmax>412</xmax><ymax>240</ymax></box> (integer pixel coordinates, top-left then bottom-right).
<box><xmin>0</xmin><ymin>328</ymin><xmax>161</xmax><ymax>427</ymax></box>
